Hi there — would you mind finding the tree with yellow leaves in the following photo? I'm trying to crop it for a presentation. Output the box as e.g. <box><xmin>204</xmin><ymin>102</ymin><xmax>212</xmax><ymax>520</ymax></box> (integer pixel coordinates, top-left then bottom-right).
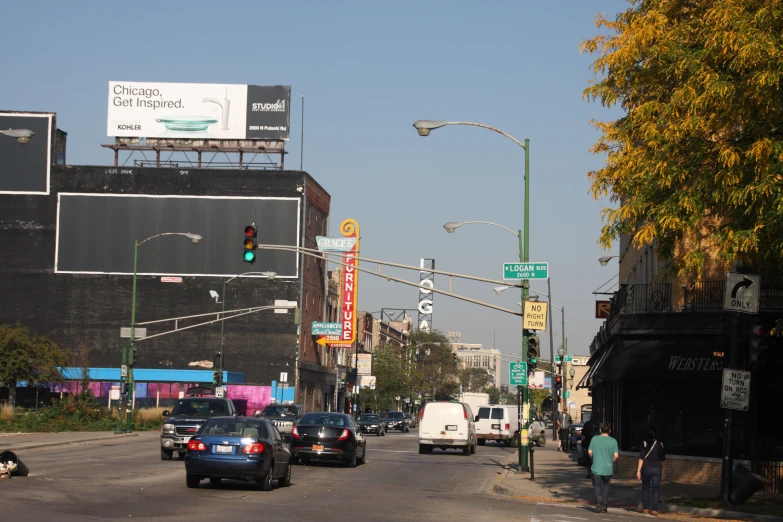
<box><xmin>582</xmin><ymin>0</ymin><xmax>783</xmax><ymax>278</ymax></box>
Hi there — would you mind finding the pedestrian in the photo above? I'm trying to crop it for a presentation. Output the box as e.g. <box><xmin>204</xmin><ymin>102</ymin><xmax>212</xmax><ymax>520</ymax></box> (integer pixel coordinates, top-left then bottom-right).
<box><xmin>637</xmin><ymin>426</ymin><xmax>666</xmax><ymax>516</ymax></box>
<box><xmin>557</xmin><ymin>409</ymin><xmax>572</xmax><ymax>452</ymax></box>
<box><xmin>588</xmin><ymin>421</ymin><xmax>619</xmax><ymax>513</ymax></box>
<box><xmin>581</xmin><ymin>409</ymin><xmax>600</xmax><ymax>478</ymax></box>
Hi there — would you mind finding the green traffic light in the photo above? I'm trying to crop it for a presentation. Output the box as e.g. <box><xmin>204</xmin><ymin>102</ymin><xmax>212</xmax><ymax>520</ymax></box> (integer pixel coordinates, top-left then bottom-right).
<box><xmin>243</xmin><ymin>251</ymin><xmax>256</xmax><ymax>263</ymax></box>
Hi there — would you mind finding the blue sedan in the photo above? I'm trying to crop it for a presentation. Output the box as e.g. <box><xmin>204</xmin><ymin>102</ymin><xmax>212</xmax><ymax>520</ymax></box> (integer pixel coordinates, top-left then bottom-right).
<box><xmin>184</xmin><ymin>417</ymin><xmax>292</xmax><ymax>490</ymax></box>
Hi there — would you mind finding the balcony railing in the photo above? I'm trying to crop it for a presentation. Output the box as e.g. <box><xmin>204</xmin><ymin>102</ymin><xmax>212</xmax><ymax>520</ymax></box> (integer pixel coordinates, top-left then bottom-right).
<box><xmin>684</xmin><ymin>280</ymin><xmax>725</xmax><ymax>310</ymax></box>
<box><xmin>611</xmin><ymin>283</ymin><xmax>672</xmax><ymax>314</ymax></box>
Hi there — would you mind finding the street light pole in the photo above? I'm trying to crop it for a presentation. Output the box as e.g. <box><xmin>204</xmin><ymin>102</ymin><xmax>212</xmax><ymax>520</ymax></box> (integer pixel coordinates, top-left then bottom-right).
<box><xmin>120</xmin><ymin>232</ymin><xmax>202</xmax><ymax>434</ymax></box>
<box><xmin>417</xmin><ymin>120</ymin><xmax>531</xmax><ymax>471</ymax></box>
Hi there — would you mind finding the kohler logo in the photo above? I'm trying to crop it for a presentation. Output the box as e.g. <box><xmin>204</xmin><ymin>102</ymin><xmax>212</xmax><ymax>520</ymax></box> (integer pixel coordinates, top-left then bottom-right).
<box><xmin>251</xmin><ymin>100</ymin><xmax>286</xmax><ymax>112</ymax></box>
<box><xmin>668</xmin><ymin>356</ymin><xmax>722</xmax><ymax>371</ymax></box>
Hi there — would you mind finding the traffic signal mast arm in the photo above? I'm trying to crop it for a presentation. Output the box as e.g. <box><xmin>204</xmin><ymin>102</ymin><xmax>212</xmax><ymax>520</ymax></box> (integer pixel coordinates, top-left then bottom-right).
<box><xmin>256</xmin><ymin>243</ymin><xmax>524</xmax><ymax>317</ymax></box>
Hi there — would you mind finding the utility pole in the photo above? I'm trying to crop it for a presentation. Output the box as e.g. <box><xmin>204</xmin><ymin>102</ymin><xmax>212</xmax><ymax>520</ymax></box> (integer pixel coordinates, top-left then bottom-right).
<box><xmin>548</xmin><ymin>278</ymin><xmax>557</xmax><ymax>442</ymax></box>
<box><xmin>520</xmin><ymin>137</ymin><xmax>531</xmax><ymax>472</ymax></box>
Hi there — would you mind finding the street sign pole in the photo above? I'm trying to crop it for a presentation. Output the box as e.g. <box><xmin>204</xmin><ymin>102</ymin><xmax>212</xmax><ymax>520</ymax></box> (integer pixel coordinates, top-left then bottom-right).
<box><xmin>520</xmin><ymin>137</ymin><xmax>531</xmax><ymax>474</ymax></box>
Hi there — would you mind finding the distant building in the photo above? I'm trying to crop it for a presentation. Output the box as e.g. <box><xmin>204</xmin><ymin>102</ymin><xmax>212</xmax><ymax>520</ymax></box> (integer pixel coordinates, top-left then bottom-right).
<box><xmin>451</xmin><ymin>343</ymin><xmax>502</xmax><ymax>385</ymax></box>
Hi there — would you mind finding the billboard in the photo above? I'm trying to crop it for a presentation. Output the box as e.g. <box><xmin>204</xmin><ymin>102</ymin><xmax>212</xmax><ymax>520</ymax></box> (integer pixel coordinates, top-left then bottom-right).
<box><xmin>55</xmin><ymin>194</ymin><xmax>300</xmax><ymax>277</ymax></box>
<box><xmin>107</xmin><ymin>82</ymin><xmax>291</xmax><ymax>140</ymax></box>
<box><xmin>0</xmin><ymin>112</ymin><xmax>53</xmax><ymax>194</ymax></box>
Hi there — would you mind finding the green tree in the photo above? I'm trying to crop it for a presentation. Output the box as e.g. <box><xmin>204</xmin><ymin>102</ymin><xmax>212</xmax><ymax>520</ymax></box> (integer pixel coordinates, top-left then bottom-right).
<box><xmin>487</xmin><ymin>385</ymin><xmax>501</xmax><ymax>405</ymax></box>
<box><xmin>582</xmin><ymin>1</ymin><xmax>783</xmax><ymax>277</ymax></box>
<box><xmin>410</xmin><ymin>330</ymin><xmax>459</xmax><ymax>401</ymax></box>
<box><xmin>371</xmin><ymin>345</ymin><xmax>411</xmax><ymax>411</ymax></box>
<box><xmin>0</xmin><ymin>324</ymin><xmax>68</xmax><ymax>406</ymax></box>
<box><xmin>530</xmin><ymin>389</ymin><xmax>550</xmax><ymax>417</ymax></box>
<box><xmin>459</xmin><ymin>367</ymin><xmax>490</xmax><ymax>393</ymax></box>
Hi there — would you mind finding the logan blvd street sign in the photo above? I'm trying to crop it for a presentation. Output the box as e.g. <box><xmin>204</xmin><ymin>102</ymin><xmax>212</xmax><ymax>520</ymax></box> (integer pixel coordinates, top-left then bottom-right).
<box><xmin>510</xmin><ymin>361</ymin><xmax>528</xmax><ymax>386</ymax></box>
<box><xmin>723</xmin><ymin>272</ymin><xmax>760</xmax><ymax>314</ymax></box>
<box><xmin>503</xmin><ymin>262</ymin><xmax>548</xmax><ymax>280</ymax></box>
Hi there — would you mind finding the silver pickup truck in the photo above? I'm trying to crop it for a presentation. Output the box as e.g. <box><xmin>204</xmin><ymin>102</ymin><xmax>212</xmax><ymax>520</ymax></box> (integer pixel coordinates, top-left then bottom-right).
<box><xmin>159</xmin><ymin>397</ymin><xmax>238</xmax><ymax>460</ymax></box>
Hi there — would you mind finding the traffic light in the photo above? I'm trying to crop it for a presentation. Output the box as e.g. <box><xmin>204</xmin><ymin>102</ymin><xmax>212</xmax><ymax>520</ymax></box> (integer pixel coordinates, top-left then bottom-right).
<box><xmin>750</xmin><ymin>323</ymin><xmax>770</xmax><ymax>364</ymax></box>
<box><xmin>213</xmin><ymin>368</ymin><xmax>220</xmax><ymax>386</ymax></box>
<box><xmin>453</xmin><ymin>352</ymin><xmax>459</xmax><ymax>364</ymax></box>
<box><xmin>243</xmin><ymin>224</ymin><xmax>257</xmax><ymax>264</ymax></box>
<box><xmin>554</xmin><ymin>374</ymin><xmax>563</xmax><ymax>391</ymax></box>
<box><xmin>527</xmin><ymin>334</ymin><xmax>539</xmax><ymax>370</ymax></box>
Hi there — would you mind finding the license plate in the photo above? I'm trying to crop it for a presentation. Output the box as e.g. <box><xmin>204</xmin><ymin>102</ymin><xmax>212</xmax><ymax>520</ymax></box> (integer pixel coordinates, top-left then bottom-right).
<box><xmin>492</xmin><ymin>424</ymin><xmax>500</xmax><ymax>429</ymax></box>
<box><xmin>312</xmin><ymin>444</ymin><xmax>324</xmax><ymax>451</ymax></box>
<box><xmin>446</xmin><ymin>425</ymin><xmax>457</xmax><ymax>431</ymax></box>
<box><xmin>216</xmin><ymin>445</ymin><xmax>233</xmax><ymax>453</ymax></box>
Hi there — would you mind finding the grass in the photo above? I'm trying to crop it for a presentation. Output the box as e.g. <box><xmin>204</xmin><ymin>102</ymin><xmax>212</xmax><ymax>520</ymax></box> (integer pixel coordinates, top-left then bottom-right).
<box><xmin>0</xmin><ymin>396</ymin><xmax>165</xmax><ymax>433</ymax></box>
<box><xmin>668</xmin><ymin>494</ymin><xmax>783</xmax><ymax>516</ymax></box>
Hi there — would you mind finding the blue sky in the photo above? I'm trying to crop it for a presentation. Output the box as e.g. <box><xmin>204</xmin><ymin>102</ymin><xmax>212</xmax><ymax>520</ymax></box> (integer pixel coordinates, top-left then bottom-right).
<box><xmin>1</xmin><ymin>1</ymin><xmax>627</xmax><ymax>373</ymax></box>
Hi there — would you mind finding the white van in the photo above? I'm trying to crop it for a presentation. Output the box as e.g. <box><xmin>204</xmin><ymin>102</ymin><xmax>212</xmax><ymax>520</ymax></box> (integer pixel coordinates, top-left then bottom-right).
<box><xmin>418</xmin><ymin>401</ymin><xmax>477</xmax><ymax>455</ymax></box>
<box><xmin>475</xmin><ymin>405</ymin><xmax>547</xmax><ymax>447</ymax></box>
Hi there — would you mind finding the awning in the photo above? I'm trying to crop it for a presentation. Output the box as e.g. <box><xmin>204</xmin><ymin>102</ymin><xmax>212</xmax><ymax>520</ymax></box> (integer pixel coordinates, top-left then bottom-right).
<box><xmin>576</xmin><ymin>345</ymin><xmax>614</xmax><ymax>389</ymax></box>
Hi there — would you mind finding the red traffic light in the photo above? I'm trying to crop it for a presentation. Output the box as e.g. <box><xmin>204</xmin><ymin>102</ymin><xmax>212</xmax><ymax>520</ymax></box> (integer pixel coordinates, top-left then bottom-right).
<box><xmin>751</xmin><ymin>324</ymin><xmax>768</xmax><ymax>337</ymax></box>
<box><xmin>244</xmin><ymin>225</ymin><xmax>257</xmax><ymax>238</ymax></box>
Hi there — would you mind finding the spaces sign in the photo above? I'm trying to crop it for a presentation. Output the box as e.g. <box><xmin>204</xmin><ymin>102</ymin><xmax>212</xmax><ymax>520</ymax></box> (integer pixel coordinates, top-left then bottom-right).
<box><xmin>107</xmin><ymin>82</ymin><xmax>291</xmax><ymax>140</ymax></box>
<box><xmin>720</xmin><ymin>368</ymin><xmax>751</xmax><ymax>411</ymax></box>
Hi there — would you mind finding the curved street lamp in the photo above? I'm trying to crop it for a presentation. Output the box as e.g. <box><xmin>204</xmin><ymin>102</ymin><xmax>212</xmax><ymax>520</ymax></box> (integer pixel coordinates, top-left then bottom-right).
<box><xmin>0</xmin><ymin>128</ymin><xmax>34</xmax><ymax>144</ymax></box>
<box><xmin>599</xmin><ymin>255</ymin><xmax>619</xmax><ymax>266</ymax></box>
<box><xmin>418</xmin><ymin>119</ymin><xmax>531</xmax><ymax>470</ymax></box>
<box><xmin>120</xmin><ymin>232</ymin><xmax>203</xmax><ymax>434</ymax></box>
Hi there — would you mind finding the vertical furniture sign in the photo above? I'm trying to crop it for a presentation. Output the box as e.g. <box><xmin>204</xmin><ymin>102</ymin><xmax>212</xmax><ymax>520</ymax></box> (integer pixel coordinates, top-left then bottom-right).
<box><xmin>340</xmin><ymin>219</ymin><xmax>360</xmax><ymax>344</ymax></box>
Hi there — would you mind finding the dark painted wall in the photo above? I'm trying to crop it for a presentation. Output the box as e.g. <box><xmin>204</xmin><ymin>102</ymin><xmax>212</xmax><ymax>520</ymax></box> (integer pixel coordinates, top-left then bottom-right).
<box><xmin>0</xmin><ymin>165</ymin><xmax>330</xmax><ymax>385</ymax></box>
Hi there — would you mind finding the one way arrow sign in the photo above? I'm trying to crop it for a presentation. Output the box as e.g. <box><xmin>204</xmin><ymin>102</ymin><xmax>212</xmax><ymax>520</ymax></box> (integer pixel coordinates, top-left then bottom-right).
<box><xmin>723</xmin><ymin>272</ymin><xmax>760</xmax><ymax>314</ymax></box>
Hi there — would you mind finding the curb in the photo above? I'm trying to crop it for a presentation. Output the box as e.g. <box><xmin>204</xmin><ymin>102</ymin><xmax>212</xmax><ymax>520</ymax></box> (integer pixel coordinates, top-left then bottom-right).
<box><xmin>492</xmin><ymin>478</ymin><xmax>783</xmax><ymax>521</ymax></box>
<box><xmin>0</xmin><ymin>433</ymin><xmax>139</xmax><ymax>451</ymax></box>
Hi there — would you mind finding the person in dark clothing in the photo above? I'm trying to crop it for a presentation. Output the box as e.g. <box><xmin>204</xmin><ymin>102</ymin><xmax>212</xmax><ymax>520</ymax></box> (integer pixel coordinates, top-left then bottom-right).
<box><xmin>636</xmin><ymin>426</ymin><xmax>666</xmax><ymax>515</ymax></box>
<box><xmin>582</xmin><ymin>410</ymin><xmax>600</xmax><ymax>478</ymax></box>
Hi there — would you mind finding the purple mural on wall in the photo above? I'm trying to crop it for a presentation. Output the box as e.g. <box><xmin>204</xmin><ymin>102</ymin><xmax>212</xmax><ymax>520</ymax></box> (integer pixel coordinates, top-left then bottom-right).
<box><xmin>226</xmin><ymin>385</ymin><xmax>273</xmax><ymax>416</ymax></box>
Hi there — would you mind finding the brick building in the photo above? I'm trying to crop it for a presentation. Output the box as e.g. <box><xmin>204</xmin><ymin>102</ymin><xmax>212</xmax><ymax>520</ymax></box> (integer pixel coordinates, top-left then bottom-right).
<box><xmin>0</xmin><ymin>112</ymin><xmax>336</xmax><ymax>414</ymax></box>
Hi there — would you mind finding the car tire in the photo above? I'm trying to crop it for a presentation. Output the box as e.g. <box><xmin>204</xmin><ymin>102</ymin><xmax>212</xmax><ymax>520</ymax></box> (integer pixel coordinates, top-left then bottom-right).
<box><xmin>471</xmin><ymin>442</ymin><xmax>476</xmax><ymax>454</ymax></box>
<box><xmin>478</xmin><ymin>439</ymin><xmax>486</xmax><ymax>446</ymax></box>
<box><xmin>537</xmin><ymin>433</ymin><xmax>546</xmax><ymax>447</ymax></box>
<box><xmin>463</xmin><ymin>445</ymin><xmax>470</xmax><ymax>456</ymax></box>
<box><xmin>357</xmin><ymin>445</ymin><xmax>366</xmax><ymax>465</ymax></box>
<box><xmin>209</xmin><ymin>477</ymin><xmax>221</xmax><ymax>486</ymax></box>
<box><xmin>186</xmin><ymin>474</ymin><xmax>200</xmax><ymax>488</ymax></box>
<box><xmin>161</xmin><ymin>448</ymin><xmax>173</xmax><ymax>460</ymax></box>
<box><xmin>511</xmin><ymin>432</ymin><xmax>520</xmax><ymax>447</ymax></box>
<box><xmin>281</xmin><ymin>460</ymin><xmax>292</xmax><ymax>487</ymax></box>
<box><xmin>504</xmin><ymin>439</ymin><xmax>511</xmax><ymax>447</ymax></box>
<box><xmin>419</xmin><ymin>444</ymin><xmax>427</xmax><ymax>454</ymax></box>
<box><xmin>348</xmin><ymin>451</ymin><xmax>357</xmax><ymax>468</ymax></box>
<box><xmin>260</xmin><ymin>462</ymin><xmax>274</xmax><ymax>491</ymax></box>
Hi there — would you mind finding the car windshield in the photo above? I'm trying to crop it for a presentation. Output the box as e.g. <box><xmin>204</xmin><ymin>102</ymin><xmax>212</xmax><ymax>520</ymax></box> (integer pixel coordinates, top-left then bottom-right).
<box><xmin>477</xmin><ymin>407</ymin><xmax>491</xmax><ymax>419</ymax></box>
<box><xmin>299</xmin><ymin>413</ymin><xmax>347</xmax><ymax>426</ymax></box>
<box><xmin>200</xmin><ymin>418</ymin><xmax>267</xmax><ymax>438</ymax></box>
<box><xmin>383</xmin><ymin>412</ymin><xmax>404</xmax><ymax>419</ymax></box>
<box><xmin>358</xmin><ymin>415</ymin><xmax>379</xmax><ymax>422</ymax></box>
<box><xmin>171</xmin><ymin>400</ymin><xmax>227</xmax><ymax>416</ymax></box>
<box><xmin>261</xmin><ymin>405</ymin><xmax>297</xmax><ymax>417</ymax></box>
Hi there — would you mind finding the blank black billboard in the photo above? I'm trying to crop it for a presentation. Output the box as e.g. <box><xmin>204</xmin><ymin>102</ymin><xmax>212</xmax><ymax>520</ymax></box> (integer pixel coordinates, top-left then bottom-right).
<box><xmin>0</xmin><ymin>113</ymin><xmax>52</xmax><ymax>194</ymax></box>
<box><xmin>55</xmin><ymin>194</ymin><xmax>299</xmax><ymax>277</ymax></box>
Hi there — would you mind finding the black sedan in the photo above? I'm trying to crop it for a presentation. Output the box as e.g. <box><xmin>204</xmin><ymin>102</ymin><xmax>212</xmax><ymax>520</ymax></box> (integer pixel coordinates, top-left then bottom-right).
<box><xmin>184</xmin><ymin>417</ymin><xmax>292</xmax><ymax>490</ymax></box>
<box><xmin>382</xmin><ymin>411</ymin><xmax>408</xmax><ymax>432</ymax></box>
<box><xmin>290</xmin><ymin>412</ymin><xmax>366</xmax><ymax>467</ymax></box>
<box><xmin>356</xmin><ymin>413</ymin><xmax>385</xmax><ymax>436</ymax></box>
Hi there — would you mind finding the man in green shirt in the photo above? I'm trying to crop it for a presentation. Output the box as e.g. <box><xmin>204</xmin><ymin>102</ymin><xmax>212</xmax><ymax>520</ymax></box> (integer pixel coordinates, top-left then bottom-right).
<box><xmin>588</xmin><ymin>422</ymin><xmax>619</xmax><ymax>513</ymax></box>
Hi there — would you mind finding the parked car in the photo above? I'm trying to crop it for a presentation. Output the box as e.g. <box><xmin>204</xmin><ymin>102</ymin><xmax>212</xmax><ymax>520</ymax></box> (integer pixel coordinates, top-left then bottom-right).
<box><xmin>290</xmin><ymin>412</ymin><xmax>367</xmax><ymax>467</ymax></box>
<box><xmin>382</xmin><ymin>411</ymin><xmax>409</xmax><ymax>432</ymax></box>
<box><xmin>404</xmin><ymin>412</ymin><xmax>417</xmax><ymax>428</ymax></box>
<box><xmin>474</xmin><ymin>405</ymin><xmax>546</xmax><ymax>447</ymax></box>
<box><xmin>183</xmin><ymin>417</ymin><xmax>292</xmax><ymax>490</ymax></box>
<box><xmin>254</xmin><ymin>404</ymin><xmax>304</xmax><ymax>442</ymax></box>
<box><xmin>568</xmin><ymin>422</ymin><xmax>585</xmax><ymax>451</ymax></box>
<box><xmin>418</xmin><ymin>401</ymin><xmax>477</xmax><ymax>455</ymax></box>
<box><xmin>160</xmin><ymin>397</ymin><xmax>238</xmax><ymax>460</ymax></box>
<box><xmin>356</xmin><ymin>413</ymin><xmax>385</xmax><ymax>436</ymax></box>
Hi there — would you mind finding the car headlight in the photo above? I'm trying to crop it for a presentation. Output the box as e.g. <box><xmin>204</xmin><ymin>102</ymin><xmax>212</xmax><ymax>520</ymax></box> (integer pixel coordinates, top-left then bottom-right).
<box><xmin>370</xmin><ymin>425</ymin><xmax>378</xmax><ymax>428</ymax></box>
<box><xmin>161</xmin><ymin>423</ymin><xmax>175</xmax><ymax>434</ymax></box>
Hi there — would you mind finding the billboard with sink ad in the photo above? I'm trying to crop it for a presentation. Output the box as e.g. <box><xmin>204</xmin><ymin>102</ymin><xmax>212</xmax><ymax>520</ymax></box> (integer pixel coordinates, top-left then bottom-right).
<box><xmin>107</xmin><ymin>82</ymin><xmax>290</xmax><ymax>140</ymax></box>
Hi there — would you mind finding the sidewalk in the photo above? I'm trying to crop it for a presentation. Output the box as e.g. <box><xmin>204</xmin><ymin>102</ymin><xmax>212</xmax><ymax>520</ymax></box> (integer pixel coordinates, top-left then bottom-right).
<box><xmin>491</xmin><ymin>443</ymin><xmax>783</xmax><ymax>521</ymax></box>
<box><xmin>0</xmin><ymin>431</ymin><xmax>140</xmax><ymax>451</ymax></box>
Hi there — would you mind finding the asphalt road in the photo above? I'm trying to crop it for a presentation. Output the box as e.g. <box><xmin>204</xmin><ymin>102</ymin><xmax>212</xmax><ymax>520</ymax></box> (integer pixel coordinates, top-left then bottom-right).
<box><xmin>2</xmin><ymin>428</ymin><xmax>649</xmax><ymax>522</ymax></box>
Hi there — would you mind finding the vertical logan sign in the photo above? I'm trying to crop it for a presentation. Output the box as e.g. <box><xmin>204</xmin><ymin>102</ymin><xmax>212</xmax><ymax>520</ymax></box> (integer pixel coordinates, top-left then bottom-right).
<box><xmin>338</xmin><ymin>219</ymin><xmax>360</xmax><ymax>345</ymax></box>
<box><xmin>107</xmin><ymin>82</ymin><xmax>291</xmax><ymax>140</ymax></box>
<box><xmin>418</xmin><ymin>258</ymin><xmax>435</xmax><ymax>332</ymax></box>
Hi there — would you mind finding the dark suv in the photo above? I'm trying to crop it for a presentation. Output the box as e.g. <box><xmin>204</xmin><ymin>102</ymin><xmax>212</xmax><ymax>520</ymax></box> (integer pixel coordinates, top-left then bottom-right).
<box><xmin>255</xmin><ymin>404</ymin><xmax>304</xmax><ymax>441</ymax></box>
<box><xmin>160</xmin><ymin>397</ymin><xmax>238</xmax><ymax>460</ymax></box>
<box><xmin>382</xmin><ymin>411</ymin><xmax>408</xmax><ymax>432</ymax></box>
